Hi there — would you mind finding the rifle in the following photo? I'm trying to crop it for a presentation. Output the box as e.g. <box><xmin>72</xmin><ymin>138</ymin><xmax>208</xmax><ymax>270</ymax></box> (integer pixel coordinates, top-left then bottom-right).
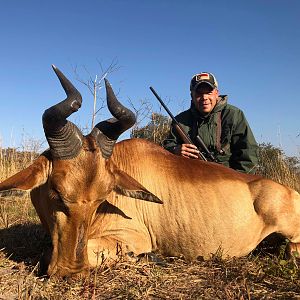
<box><xmin>149</xmin><ymin>86</ymin><xmax>217</xmax><ymax>162</ymax></box>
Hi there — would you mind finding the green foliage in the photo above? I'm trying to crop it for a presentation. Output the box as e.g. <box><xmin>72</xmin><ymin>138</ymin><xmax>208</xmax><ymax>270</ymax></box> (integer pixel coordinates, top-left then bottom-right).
<box><xmin>258</xmin><ymin>242</ymin><xmax>299</xmax><ymax>281</ymax></box>
<box><xmin>130</xmin><ymin>113</ymin><xmax>171</xmax><ymax>146</ymax></box>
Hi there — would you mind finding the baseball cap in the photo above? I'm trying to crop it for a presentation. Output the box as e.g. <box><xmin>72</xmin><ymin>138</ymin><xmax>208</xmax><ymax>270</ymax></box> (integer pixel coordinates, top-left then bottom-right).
<box><xmin>190</xmin><ymin>72</ymin><xmax>218</xmax><ymax>91</ymax></box>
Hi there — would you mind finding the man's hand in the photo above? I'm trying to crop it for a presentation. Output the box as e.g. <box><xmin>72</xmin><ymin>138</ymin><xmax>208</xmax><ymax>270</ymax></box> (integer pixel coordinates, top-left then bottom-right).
<box><xmin>173</xmin><ymin>144</ymin><xmax>200</xmax><ymax>159</ymax></box>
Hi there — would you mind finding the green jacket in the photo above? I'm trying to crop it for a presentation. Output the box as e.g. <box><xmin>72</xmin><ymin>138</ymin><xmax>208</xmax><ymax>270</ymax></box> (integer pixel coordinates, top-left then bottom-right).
<box><xmin>163</xmin><ymin>96</ymin><xmax>259</xmax><ymax>174</ymax></box>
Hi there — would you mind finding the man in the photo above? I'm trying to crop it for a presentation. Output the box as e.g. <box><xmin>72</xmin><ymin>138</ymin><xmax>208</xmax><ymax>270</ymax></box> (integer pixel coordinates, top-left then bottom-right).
<box><xmin>163</xmin><ymin>72</ymin><xmax>258</xmax><ymax>174</ymax></box>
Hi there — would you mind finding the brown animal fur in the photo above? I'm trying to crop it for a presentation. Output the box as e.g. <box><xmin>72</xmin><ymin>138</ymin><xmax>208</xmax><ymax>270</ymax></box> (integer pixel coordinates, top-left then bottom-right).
<box><xmin>1</xmin><ymin>137</ymin><xmax>300</xmax><ymax>277</ymax></box>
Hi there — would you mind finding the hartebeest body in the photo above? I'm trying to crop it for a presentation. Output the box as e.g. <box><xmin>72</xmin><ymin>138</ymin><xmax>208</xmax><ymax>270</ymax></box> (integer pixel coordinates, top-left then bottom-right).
<box><xmin>1</xmin><ymin>66</ymin><xmax>300</xmax><ymax>278</ymax></box>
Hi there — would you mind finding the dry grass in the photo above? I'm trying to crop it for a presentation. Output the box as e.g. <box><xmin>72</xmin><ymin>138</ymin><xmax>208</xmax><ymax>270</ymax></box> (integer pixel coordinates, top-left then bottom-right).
<box><xmin>257</xmin><ymin>143</ymin><xmax>300</xmax><ymax>193</ymax></box>
<box><xmin>1</xmin><ymin>144</ymin><xmax>300</xmax><ymax>299</ymax></box>
<box><xmin>1</xmin><ymin>232</ymin><xmax>300</xmax><ymax>299</ymax></box>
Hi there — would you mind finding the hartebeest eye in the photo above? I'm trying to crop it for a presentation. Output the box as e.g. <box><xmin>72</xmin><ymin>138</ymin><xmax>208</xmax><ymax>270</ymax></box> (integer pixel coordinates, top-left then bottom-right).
<box><xmin>49</xmin><ymin>188</ymin><xmax>62</xmax><ymax>201</ymax></box>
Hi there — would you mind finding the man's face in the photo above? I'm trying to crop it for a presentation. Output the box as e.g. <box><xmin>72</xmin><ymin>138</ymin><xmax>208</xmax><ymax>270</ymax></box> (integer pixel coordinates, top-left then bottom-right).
<box><xmin>192</xmin><ymin>83</ymin><xmax>219</xmax><ymax>114</ymax></box>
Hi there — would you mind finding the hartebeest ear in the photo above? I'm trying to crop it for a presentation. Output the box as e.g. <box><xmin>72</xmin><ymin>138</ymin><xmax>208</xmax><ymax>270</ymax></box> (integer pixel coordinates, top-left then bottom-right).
<box><xmin>0</xmin><ymin>153</ymin><xmax>51</xmax><ymax>195</ymax></box>
<box><xmin>113</xmin><ymin>169</ymin><xmax>163</xmax><ymax>204</ymax></box>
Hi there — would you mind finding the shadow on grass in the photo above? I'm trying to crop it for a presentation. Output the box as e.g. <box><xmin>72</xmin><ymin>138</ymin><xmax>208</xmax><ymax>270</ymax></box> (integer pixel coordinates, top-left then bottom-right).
<box><xmin>252</xmin><ymin>232</ymin><xmax>288</xmax><ymax>257</ymax></box>
<box><xmin>0</xmin><ymin>223</ymin><xmax>51</xmax><ymax>265</ymax></box>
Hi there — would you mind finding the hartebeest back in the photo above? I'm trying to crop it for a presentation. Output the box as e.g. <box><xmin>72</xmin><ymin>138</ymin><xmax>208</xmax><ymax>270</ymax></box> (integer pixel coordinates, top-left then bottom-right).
<box><xmin>0</xmin><ymin>66</ymin><xmax>300</xmax><ymax>279</ymax></box>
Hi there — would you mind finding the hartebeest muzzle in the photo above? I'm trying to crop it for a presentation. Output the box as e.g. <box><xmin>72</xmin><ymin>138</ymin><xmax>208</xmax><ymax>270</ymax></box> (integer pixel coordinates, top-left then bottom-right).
<box><xmin>41</xmin><ymin>66</ymin><xmax>136</xmax><ymax>277</ymax></box>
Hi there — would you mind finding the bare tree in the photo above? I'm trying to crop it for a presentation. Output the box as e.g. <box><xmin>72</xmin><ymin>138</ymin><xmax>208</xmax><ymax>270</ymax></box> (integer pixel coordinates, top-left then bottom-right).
<box><xmin>127</xmin><ymin>97</ymin><xmax>153</xmax><ymax>131</ymax></box>
<box><xmin>73</xmin><ymin>58</ymin><xmax>120</xmax><ymax>130</ymax></box>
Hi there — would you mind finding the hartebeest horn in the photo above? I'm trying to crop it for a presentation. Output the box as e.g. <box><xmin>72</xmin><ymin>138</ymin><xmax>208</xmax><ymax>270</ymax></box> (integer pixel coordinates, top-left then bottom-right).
<box><xmin>91</xmin><ymin>79</ymin><xmax>136</xmax><ymax>158</ymax></box>
<box><xmin>43</xmin><ymin>65</ymin><xmax>83</xmax><ymax>160</ymax></box>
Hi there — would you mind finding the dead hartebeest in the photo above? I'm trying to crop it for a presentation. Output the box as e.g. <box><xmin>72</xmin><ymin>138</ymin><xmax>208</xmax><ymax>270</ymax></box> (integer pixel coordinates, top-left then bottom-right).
<box><xmin>0</xmin><ymin>66</ymin><xmax>300</xmax><ymax>279</ymax></box>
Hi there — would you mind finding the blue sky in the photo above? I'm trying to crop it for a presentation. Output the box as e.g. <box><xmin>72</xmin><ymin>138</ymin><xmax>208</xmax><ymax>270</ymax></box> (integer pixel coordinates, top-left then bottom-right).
<box><xmin>0</xmin><ymin>0</ymin><xmax>299</xmax><ymax>156</ymax></box>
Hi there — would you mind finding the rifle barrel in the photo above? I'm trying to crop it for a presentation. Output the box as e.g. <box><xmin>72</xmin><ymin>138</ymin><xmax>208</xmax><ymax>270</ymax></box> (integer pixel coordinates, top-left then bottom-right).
<box><xmin>149</xmin><ymin>87</ymin><xmax>177</xmax><ymax>120</ymax></box>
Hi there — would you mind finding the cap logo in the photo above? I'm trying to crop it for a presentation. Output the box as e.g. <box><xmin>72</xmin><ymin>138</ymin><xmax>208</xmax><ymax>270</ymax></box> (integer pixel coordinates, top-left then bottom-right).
<box><xmin>191</xmin><ymin>72</ymin><xmax>218</xmax><ymax>91</ymax></box>
<box><xmin>195</xmin><ymin>73</ymin><xmax>210</xmax><ymax>82</ymax></box>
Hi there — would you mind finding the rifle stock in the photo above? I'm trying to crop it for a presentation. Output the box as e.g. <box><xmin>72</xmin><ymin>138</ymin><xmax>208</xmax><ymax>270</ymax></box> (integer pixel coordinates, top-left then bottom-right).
<box><xmin>173</xmin><ymin>124</ymin><xmax>207</xmax><ymax>161</ymax></box>
<box><xmin>150</xmin><ymin>86</ymin><xmax>216</xmax><ymax>162</ymax></box>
